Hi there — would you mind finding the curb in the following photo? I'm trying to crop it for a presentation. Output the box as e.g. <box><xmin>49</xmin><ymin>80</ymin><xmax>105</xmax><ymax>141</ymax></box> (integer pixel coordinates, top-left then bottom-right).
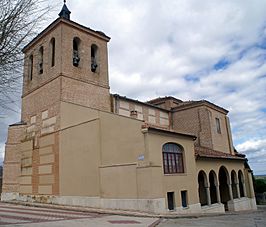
<box><xmin>1</xmin><ymin>200</ymin><xmax>261</xmax><ymax>219</ymax></box>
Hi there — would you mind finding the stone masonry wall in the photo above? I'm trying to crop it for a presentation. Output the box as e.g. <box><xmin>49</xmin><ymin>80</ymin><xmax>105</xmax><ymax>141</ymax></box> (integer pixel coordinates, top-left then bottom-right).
<box><xmin>2</xmin><ymin>124</ymin><xmax>25</xmax><ymax>193</ymax></box>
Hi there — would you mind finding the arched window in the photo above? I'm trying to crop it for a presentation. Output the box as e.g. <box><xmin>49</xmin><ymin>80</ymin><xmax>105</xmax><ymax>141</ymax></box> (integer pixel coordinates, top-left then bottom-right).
<box><xmin>38</xmin><ymin>46</ymin><xmax>43</xmax><ymax>74</ymax></box>
<box><xmin>162</xmin><ymin>143</ymin><xmax>184</xmax><ymax>174</ymax></box>
<box><xmin>73</xmin><ymin>37</ymin><xmax>80</xmax><ymax>67</ymax></box>
<box><xmin>50</xmin><ymin>38</ymin><xmax>55</xmax><ymax>67</ymax></box>
<box><xmin>91</xmin><ymin>44</ymin><xmax>98</xmax><ymax>72</ymax></box>
<box><xmin>28</xmin><ymin>54</ymin><xmax>33</xmax><ymax>81</ymax></box>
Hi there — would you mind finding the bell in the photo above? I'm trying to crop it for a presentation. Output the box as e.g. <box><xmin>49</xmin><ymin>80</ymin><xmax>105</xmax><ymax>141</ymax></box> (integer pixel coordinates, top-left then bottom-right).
<box><xmin>91</xmin><ymin>62</ymin><xmax>97</xmax><ymax>72</ymax></box>
<box><xmin>73</xmin><ymin>55</ymin><xmax>80</xmax><ymax>67</ymax></box>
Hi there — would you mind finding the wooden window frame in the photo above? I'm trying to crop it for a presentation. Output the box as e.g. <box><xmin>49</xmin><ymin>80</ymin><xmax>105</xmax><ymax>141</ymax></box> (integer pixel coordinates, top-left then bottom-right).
<box><xmin>163</xmin><ymin>143</ymin><xmax>184</xmax><ymax>174</ymax></box>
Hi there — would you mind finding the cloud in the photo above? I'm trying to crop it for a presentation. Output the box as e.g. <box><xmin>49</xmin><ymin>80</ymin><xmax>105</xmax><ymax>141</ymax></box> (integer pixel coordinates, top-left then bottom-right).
<box><xmin>236</xmin><ymin>139</ymin><xmax>266</xmax><ymax>175</ymax></box>
<box><xmin>236</xmin><ymin>139</ymin><xmax>266</xmax><ymax>156</ymax></box>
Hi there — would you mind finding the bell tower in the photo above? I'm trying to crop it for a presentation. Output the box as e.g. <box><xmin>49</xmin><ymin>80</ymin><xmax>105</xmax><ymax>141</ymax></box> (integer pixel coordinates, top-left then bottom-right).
<box><xmin>21</xmin><ymin>1</ymin><xmax>111</xmax><ymax>129</ymax></box>
<box><xmin>2</xmin><ymin>2</ymin><xmax>111</xmax><ymax>197</ymax></box>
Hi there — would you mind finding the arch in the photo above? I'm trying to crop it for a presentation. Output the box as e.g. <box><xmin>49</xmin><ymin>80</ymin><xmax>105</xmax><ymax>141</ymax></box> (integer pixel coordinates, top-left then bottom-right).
<box><xmin>231</xmin><ymin>170</ymin><xmax>238</xmax><ymax>199</ymax></box>
<box><xmin>50</xmin><ymin>38</ymin><xmax>55</xmax><ymax>67</ymax></box>
<box><xmin>238</xmin><ymin>170</ymin><xmax>245</xmax><ymax>197</ymax></box>
<box><xmin>38</xmin><ymin>46</ymin><xmax>44</xmax><ymax>74</ymax></box>
<box><xmin>198</xmin><ymin>170</ymin><xmax>208</xmax><ymax>206</ymax></box>
<box><xmin>162</xmin><ymin>143</ymin><xmax>184</xmax><ymax>174</ymax></box>
<box><xmin>73</xmin><ymin>37</ymin><xmax>80</xmax><ymax>67</ymax></box>
<box><xmin>209</xmin><ymin>170</ymin><xmax>218</xmax><ymax>204</ymax></box>
<box><xmin>91</xmin><ymin>44</ymin><xmax>98</xmax><ymax>72</ymax></box>
<box><xmin>28</xmin><ymin>54</ymin><xmax>33</xmax><ymax>81</ymax></box>
<box><xmin>219</xmin><ymin>166</ymin><xmax>230</xmax><ymax>208</ymax></box>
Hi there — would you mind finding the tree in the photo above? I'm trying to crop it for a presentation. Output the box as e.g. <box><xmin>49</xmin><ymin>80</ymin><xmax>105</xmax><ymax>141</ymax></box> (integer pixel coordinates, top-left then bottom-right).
<box><xmin>254</xmin><ymin>178</ymin><xmax>266</xmax><ymax>194</ymax></box>
<box><xmin>0</xmin><ymin>0</ymin><xmax>53</xmax><ymax>112</ymax></box>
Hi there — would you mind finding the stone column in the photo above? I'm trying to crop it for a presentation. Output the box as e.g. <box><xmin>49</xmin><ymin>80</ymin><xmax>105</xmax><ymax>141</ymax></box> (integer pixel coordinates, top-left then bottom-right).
<box><xmin>206</xmin><ymin>187</ymin><xmax>211</xmax><ymax>205</ymax></box>
<box><xmin>236</xmin><ymin>182</ymin><xmax>240</xmax><ymax>198</ymax></box>
<box><xmin>228</xmin><ymin>183</ymin><xmax>233</xmax><ymax>201</ymax></box>
<box><xmin>215</xmin><ymin>184</ymin><xmax>221</xmax><ymax>203</ymax></box>
<box><xmin>243</xmin><ymin>181</ymin><xmax>247</xmax><ymax>197</ymax></box>
<box><xmin>247</xmin><ymin>172</ymin><xmax>255</xmax><ymax>198</ymax></box>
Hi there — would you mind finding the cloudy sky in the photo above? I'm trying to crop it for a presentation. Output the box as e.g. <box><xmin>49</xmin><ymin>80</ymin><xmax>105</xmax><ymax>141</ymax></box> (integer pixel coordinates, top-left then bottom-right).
<box><xmin>1</xmin><ymin>0</ymin><xmax>266</xmax><ymax>175</ymax></box>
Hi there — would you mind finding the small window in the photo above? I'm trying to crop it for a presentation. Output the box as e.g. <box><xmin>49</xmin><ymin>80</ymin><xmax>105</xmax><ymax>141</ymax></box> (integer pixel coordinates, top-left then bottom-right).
<box><xmin>215</xmin><ymin>118</ymin><xmax>221</xmax><ymax>134</ymax></box>
<box><xmin>91</xmin><ymin>44</ymin><xmax>98</xmax><ymax>72</ymax></box>
<box><xmin>73</xmin><ymin>37</ymin><xmax>80</xmax><ymax>67</ymax></box>
<box><xmin>181</xmin><ymin>190</ymin><xmax>188</xmax><ymax>208</ymax></box>
<box><xmin>162</xmin><ymin>143</ymin><xmax>184</xmax><ymax>174</ymax></box>
<box><xmin>38</xmin><ymin>46</ymin><xmax>43</xmax><ymax>74</ymax></box>
<box><xmin>28</xmin><ymin>55</ymin><xmax>33</xmax><ymax>81</ymax></box>
<box><xmin>50</xmin><ymin>38</ymin><xmax>55</xmax><ymax>67</ymax></box>
<box><xmin>167</xmin><ymin>192</ymin><xmax>175</xmax><ymax>210</ymax></box>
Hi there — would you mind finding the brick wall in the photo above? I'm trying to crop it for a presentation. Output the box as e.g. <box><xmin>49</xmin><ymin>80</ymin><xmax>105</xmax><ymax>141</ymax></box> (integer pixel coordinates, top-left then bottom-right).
<box><xmin>172</xmin><ymin>106</ymin><xmax>214</xmax><ymax>148</ymax></box>
<box><xmin>172</xmin><ymin>105</ymin><xmax>233</xmax><ymax>153</ymax></box>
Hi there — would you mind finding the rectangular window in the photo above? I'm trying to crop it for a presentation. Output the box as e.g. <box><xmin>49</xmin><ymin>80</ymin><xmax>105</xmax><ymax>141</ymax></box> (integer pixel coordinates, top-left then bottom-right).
<box><xmin>167</xmin><ymin>192</ymin><xmax>175</xmax><ymax>210</ymax></box>
<box><xmin>215</xmin><ymin>118</ymin><xmax>221</xmax><ymax>134</ymax></box>
<box><xmin>163</xmin><ymin>153</ymin><xmax>184</xmax><ymax>174</ymax></box>
<box><xmin>181</xmin><ymin>190</ymin><xmax>188</xmax><ymax>208</ymax></box>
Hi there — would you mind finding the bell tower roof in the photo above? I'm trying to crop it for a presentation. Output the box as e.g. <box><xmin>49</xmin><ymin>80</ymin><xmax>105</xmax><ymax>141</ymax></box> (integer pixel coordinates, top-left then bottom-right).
<box><xmin>58</xmin><ymin>0</ymin><xmax>71</xmax><ymax>20</ymax></box>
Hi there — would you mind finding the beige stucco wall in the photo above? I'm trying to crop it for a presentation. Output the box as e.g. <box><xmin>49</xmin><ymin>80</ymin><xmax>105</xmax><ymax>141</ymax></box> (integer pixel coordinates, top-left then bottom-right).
<box><xmin>59</xmin><ymin>102</ymin><xmax>101</xmax><ymax>196</ymax></box>
<box><xmin>99</xmin><ymin>111</ymin><xmax>144</xmax><ymax>166</ymax></box>
<box><xmin>58</xmin><ymin>101</ymin><xmax>198</xmax><ymax>208</ymax></box>
<box><xmin>146</xmin><ymin>132</ymin><xmax>199</xmax><ymax>207</ymax></box>
<box><xmin>59</xmin><ymin>101</ymin><xmax>144</xmax><ymax>198</ymax></box>
<box><xmin>59</xmin><ymin>120</ymin><xmax>101</xmax><ymax>196</ymax></box>
<box><xmin>196</xmin><ymin>159</ymin><xmax>246</xmax><ymax>186</ymax></box>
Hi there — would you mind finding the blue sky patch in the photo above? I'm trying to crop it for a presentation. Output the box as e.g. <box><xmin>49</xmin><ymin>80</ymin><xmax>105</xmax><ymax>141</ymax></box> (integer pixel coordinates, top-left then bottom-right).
<box><xmin>213</xmin><ymin>58</ymin><xmax>230</xmax><ymax>70</ymax></box>
<box><xmin>184</xmin><ymin>74</ymin><xmax>200</xmax><ymax>82</ymax></box>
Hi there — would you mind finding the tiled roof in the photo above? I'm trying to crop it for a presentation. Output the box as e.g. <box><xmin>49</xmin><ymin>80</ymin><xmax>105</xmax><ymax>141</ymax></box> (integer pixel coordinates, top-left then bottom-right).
<box><xmin>172</xmin><ymin>100</ymin><xmax>228</xmax><ymax>114</ymax></box>
<box><xmin>146</xmin><ymin>97</ymin><xmax>228</xmax><ymax>114</ymax></box>
<box><xmin>141</xmin><ymin>123</ymin><xmax>197</xmax><ymax>140</ymax></box>
<box><xmin>195</xmin><ymin>146</ymin><xmax>245</xmax><ymax>160</ymax></box>
<box><xmin>147</xmin><ymin>96</ymin><xmax>183</xmax><ymax>104</ymax></box>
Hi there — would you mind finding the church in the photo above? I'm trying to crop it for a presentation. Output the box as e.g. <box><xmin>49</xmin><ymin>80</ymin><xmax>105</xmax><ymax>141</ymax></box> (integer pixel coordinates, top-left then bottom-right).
<box><xmin>1</xmin><ymin>2</ymin><xmax>256</xmax><ymax>214</ymax></box>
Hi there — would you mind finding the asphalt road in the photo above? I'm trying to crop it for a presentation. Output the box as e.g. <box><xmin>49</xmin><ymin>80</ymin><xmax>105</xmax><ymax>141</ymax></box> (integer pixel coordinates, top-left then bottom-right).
<box><xmin>158</xmin><ymin>206</ymin><xmax>266</xmax><ymax>227</ymax></box>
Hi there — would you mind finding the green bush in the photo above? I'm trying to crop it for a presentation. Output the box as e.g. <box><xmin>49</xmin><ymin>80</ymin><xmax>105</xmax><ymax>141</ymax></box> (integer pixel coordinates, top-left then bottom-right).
<box><xmin>254</xmin><ymin>179</ymin><xmax>266</xmax><ymax>193</ymax></box>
